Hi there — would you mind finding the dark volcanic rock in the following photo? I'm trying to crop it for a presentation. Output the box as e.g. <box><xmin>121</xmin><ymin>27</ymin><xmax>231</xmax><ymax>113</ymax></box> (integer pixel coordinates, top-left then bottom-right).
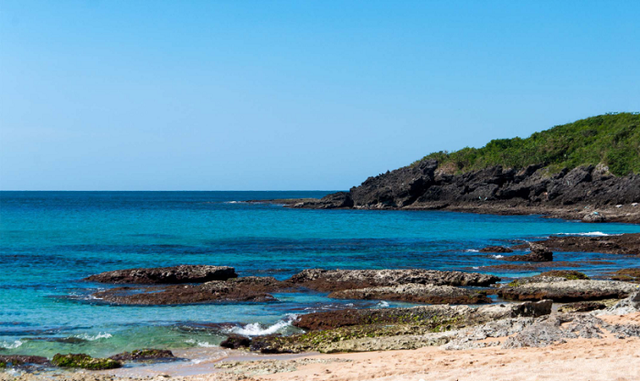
<box><xmin>290</xmin><ymin>161</ymin><xmax>640</xmax><ymax>223</ymax></box>
<box><xmin>0</xmin><ymin>355</ymin><xmax>50</xmax><ymax>368</ymax></box>
<box><xmin>514</xmin><ymin>234</ymin><xmax>640</xmax><ymax>256</ymax></box>
<box><xmin>91</xmin><ymin>276</ymin><xmax>282</xmax><ymax>305</ymax></box>
<box><xmin>109</xmin><ymin>349</ymin><xmax>177</xmax><ymax>362</ymax></box>
<box><xmin>350</xmin><ymin>159</ymin><xmax>439</xmax><ymax>208</ymax></box>
<box><xmin>294</xmin><ymin>301</ymin><xmax>551</xmax><ymax>332</ymax></box>
<box><xmin>84</xmin><ymin>265</ymin><xmax>237</xmax><ymax>284</ymax></box>
<box><xmin>498</xmin><ymin>279</ymin><xmax>637</xmax><ymax>302</ymax></box>
<box><xmin>328</xmin><ymin>284</ymin><xmax>492</xmax><ymax>305</ymax></box>
<box><xmin>501</xmin><ymin>243</ymin><xmax>553</xmax><ymax>262</ymax></box>
<box><xmin>220</xmin><ymin>334</ymin><xmax>252</xmax><ymax>349</ymax></box>
<box><xmin>479</xmin><ymin>246</ymin><xmax>513</xmax><ymax>253</ymax></box>
<box><xmin>286</xmin><ymin>269</ymin><xmax>500</xmax><ymax>292</ymax></box>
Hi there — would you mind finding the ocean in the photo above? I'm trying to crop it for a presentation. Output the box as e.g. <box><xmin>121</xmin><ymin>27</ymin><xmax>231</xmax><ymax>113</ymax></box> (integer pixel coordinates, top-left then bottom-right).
<box><xmin>2</xmin><ymin>191</ymin><xmax>640</xmax><ymax>358</ymax></box>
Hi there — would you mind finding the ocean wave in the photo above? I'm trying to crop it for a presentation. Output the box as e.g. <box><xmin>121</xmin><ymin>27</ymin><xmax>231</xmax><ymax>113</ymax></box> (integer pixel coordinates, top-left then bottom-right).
<box><xmin>224</xmin><ymin>201</ymin><xmax>246</xmax><ymax>204</ymax></box>
<box><xmin>0</xmin><ymin>340</ymin><xmax>23</xmax><ymax>349</ymax></box>
<box><xmin>230</xmin><ymin>315</ymin><xmax>297</xmax><ymax>337</ymax></box>
<box><xmin>556</xmin><ymin>232</ymin><xmax>614</xmax><ymax>237</ymax></box>
<box><xmin>465</xmin><ymin>249</ymin><xmax>480</xmax><ymax>252</ymax></box>
<box><xmin>74</xmin><ymin>332</ymin><xmax>112</xmax><ymax>341</ymax></box>
<box><xmin>376</xmin><ymin>301</ymin><xmax>390</xmax><ymax>308</ymax></box>
<box><xmin>491</xmin><ymin>255</ymin><xmax>505</xmax><ymax>259</ymax></box>
<box><xmin>185</xmin><ymin>339</ymin><xmax>217</xmax><ymax>348</ymax></box>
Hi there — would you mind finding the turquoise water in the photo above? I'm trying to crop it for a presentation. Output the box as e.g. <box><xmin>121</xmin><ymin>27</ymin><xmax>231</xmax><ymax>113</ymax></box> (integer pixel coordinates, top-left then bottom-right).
<box><xmin>1</xmin><ymin>191</ymin><xmax>640</xmax><ymax>358</ymax></box>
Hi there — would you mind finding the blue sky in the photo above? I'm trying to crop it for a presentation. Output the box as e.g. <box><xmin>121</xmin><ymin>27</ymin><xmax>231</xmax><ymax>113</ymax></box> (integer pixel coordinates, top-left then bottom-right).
<box><xmin>1</xmin><ymin>1</ymin><xmax>638</xmax><ymax>190</ymax></box>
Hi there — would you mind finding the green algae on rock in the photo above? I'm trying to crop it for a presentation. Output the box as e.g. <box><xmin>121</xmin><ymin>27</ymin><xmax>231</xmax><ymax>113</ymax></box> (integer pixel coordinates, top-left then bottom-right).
<box><xmin>51</xmin><ymin>354</ymin><xmax>122</xmax><ymax>370</ymax></box>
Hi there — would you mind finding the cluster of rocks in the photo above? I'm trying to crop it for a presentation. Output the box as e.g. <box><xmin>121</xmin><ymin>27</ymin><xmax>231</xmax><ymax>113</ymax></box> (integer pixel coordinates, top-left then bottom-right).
<box><xmin>0</xmin><ymin>349</ymin><xmax>177</xmax><ymax>372</ymax></box>
<box><xmin>284</xmin><ymin>160</ymin><xmax>640</xmax><ymax>223</ymax></box>
<box><xmin>85</xmin><ymin>266</ymin><xmax>500</xmax><ymax>306</ymax></box>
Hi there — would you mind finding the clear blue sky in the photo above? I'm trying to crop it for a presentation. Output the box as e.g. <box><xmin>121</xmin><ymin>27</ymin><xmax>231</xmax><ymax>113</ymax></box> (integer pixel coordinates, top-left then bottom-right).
<box><xmin>1</xmin><ymin>1</ymin><xmax>638</xmax><ymax>190</ymax></box>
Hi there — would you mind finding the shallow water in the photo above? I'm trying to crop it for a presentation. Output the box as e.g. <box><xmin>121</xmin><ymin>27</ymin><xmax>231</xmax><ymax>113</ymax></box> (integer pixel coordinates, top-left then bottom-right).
<box><xmin>1</xmin><ymin>191</ymin><xmax>639</xmax><ymax>358</ymax></box>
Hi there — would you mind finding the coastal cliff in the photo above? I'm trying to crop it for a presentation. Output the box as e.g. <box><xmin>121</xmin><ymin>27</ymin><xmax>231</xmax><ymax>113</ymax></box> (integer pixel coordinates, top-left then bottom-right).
<box><xmin>291</xmin><ymin>113</ymin><xmax>640</xmax><ymax>222</ymax></box>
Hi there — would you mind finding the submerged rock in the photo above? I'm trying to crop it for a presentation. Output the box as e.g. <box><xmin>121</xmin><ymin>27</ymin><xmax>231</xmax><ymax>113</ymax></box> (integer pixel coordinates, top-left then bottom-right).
<box><xmin>501</xmin><ymin>243</ymin><xmax>553</xmax><ymax>262</ymax></box>
<box><xmin>0</xmin><ymin>355</ymin><xmax>50</xmax><ymax>369</ymax></box>
<box><xmin>220</xmin><ymin>334</ymin><xmax>252</xmax><ymax>349</ymax></box>
<box><xmin>610</xmin><ymin>268</ymin><xmax>640</xmax><ymax>282</ymax></box>
<box><xmin>109</xmin><ymin>349</ymin><xmax>177</xmax><ymax>362</ymax></box>
<box><xmin>91</xmin><ymin>276</ymin><xmax>281</xmax><ymax>305</ymax></box>
<box><xmin>498</xmin><ymin>279</ymin><xmax>638</xmax><ymax>302</ymax></box>
<box><xmin>286</xmin><ymin>269</ymin><xmax>500</xmax><ymax>292</ymax></box>
<box><xmin>328</xmin><ymin>284</ymin><xmax>492</xmax><ymax>304</ymax></box>
<box><xmin>84</xmin><ymin>265</ymin><xmax>237</xmax><ymax>284</ymax></box>
<box><xmin>479</xmin><ymin>246</ymin><xmax>513</xmax><ymax>253</ymax></box>
<box><xmin>51</xmin><ymin>353</ymin><xmax>122</xmax><ymax>370</ymax></box>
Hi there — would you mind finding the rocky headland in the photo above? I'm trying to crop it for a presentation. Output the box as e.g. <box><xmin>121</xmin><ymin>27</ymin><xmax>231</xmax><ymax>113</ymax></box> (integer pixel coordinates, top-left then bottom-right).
<box><xmin>268</xmin><ymin>160</ymin><xmax>640</xmax><ymax>223</ymax></box>
<box><xmin>259</xmin><ymin>114</ymin><xmax>640</xmax><ymax>224</ymax></box>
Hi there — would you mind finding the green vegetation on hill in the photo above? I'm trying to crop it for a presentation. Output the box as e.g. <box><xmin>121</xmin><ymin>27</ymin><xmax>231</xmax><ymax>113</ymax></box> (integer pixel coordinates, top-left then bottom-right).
<box><xmin>417</xmin><ymin>113</ymin><xmax>640</xmax><ymax>176</ymax></box>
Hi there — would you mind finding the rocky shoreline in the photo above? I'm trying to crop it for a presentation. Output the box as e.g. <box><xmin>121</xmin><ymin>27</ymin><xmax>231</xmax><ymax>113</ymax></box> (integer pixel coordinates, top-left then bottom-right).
<box><xmin>4</xmin><ymin>233</ymin><xmax>640</xmax><ymax>379</ymax></box>
<box><xmin>256</xmin><ymin>160</ymin><xmax>640</xmax><ymax>224</ymax></box>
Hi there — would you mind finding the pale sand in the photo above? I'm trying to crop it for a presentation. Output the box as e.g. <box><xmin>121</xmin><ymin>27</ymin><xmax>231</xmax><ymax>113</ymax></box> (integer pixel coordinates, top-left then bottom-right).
<box><xmin>4</xmin><ymin>313</ymin><xmax>640</xmax><ymax>381</ymax></box>
<box><xmin>183</xmin><ymin>312</ymin><xmax>640</xmax><ymax>381</ymax></box>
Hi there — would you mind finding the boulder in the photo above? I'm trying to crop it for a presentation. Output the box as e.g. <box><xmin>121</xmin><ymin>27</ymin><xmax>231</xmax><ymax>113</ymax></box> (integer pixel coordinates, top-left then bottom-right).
<box><xmin>109</xmin><ymin>349</ymin><xmax>177</xmax><ymax>362</ymax></box>
<box><xmin>501</xmin><ymin>243</ymin><xmax>553</xmax><ymax>262</ymax></box>
<box><xmin>51</xmin><ymin>353</ymin><xmax>122</xmax><ymax>370</ymax></box>
<box><xmin>220</xmin><ymin>334</ymin><xmax>252</xmax><ymax>349</ymax></box>
<box><xmin>84</xmin><ymin>265</ymin><xmax>237</xmax><ymax>284</ymax></box>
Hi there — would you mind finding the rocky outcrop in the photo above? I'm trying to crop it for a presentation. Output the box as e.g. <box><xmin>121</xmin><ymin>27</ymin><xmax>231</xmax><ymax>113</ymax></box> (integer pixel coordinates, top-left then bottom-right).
<box><xmin>500</xmin><ymin>243</ymin><xmax>553</xmax><ymax>262</ymax></box>
<box><xmin>109</xmin><ymin>349</ymin><xmax>177</xmax><ymax>362</ymax></box>
<box><xmin>51</xmin><ymin>353</ymin><xmax>122</xmax><ymax>370</ymax></box>
<box><xmin>293</xmin><ymin>301</ymin><xmax>551</xmax><ymax>331</ymax></box>
<box><xmin>514</xmin><ymin>233</ymin><xmax>640</xmax><ymax>255</ymax></box>
<box><xmin>0</xmin><ymin>355</ymin><xmax>50</xmax><ymax>370</ymax></box>
<box><xmin>250</xmin><ymin>301</ymin><xmax>551</xmax><ymax>353</ymax></box>
<box><xmin>220</xmin><ymin>334</ymin><xmax>252</xmax><ymax>349</ymax></box>
<box><xmin>610</xmin><ymin>268</ymin><xmax>640</xmax><ymax>282</ymax></box>
<box><xmin>291</xmin><ymin>162</ymin><xmax>640</xmax><ymax>222</ymax></box>
<box><xmin>84</xmin><ymin>265</ymin><xmax>237</xmax><ymax>284</ymax></box>
<box><xmin>349</xmin><ymin>159</ymin><xmax>439</xmax><ymax>208</ymax></box>
<box><xmin>498</xmin><ymin>279</ymin><xmax>638</xmax><ymax>302</ymax></box>
<box><xmin>286</xmin><ymin>269</ymin><xmax>500</xmax><ymax>292</ymax></box>
<box><xmin>328</xmin><ymin>284</ymin><xmax>492</xmax><ymax>304</ymax></box>
<box><xmin>479</xmin><ymin>246</ymin><xmax>513</xmax><ymax>253</ymax></box>
<box><xmin>91</xmin><ymin>276</ymin><xmax>282</xmax><ymax>305</ymax></box>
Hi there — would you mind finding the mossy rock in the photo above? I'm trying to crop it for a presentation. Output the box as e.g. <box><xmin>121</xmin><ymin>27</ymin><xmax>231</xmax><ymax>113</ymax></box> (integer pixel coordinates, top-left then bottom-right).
<box><xmin>611</xmin><ymin>268</ymin><xmax>640</xmax><ymax>282</ymax></box>
<box><xmin>537</xmin><ymin>270</ymin><xmax>589</xmax><ymax>280</ymax></box>
<box><xmin>109</xmin><ymin>348</ymin><xmax>176</xmax><ymax>362</ymax></box>
<box><xmin>52</xmin><ymin>353</ymin><xmax>122</xmax><ymax>370</ymax></box>
<box><xmin>0</xmin><ymin>361</ymin><xmax>6</xmax><ymax>369</ymax></box>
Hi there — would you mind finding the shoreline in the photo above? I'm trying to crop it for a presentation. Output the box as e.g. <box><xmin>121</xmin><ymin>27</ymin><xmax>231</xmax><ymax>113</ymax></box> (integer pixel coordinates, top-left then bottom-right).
<box><xmin>6</xmin><ymin>311</ymin><xmax>640</xmax><ymax>381</ymax></box>
<box><xmin>254</xmin><ymin>198</ymin><xmax>640</xmax><ymax>224</ymax></box>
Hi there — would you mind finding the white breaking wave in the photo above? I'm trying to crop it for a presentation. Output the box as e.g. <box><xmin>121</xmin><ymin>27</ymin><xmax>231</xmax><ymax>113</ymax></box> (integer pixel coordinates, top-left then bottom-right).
<box><xmin>377</xmin><ymin>301</ymin><xmax>390</xmax><ymax>308</ymax></box>
<box><xmin>230</xmin><ymin>315</ymin><xmax>297</xmax><ymax>337</ymax></box>
<box><xmin>491</xmin><ymin>255</ymin><xmax>505</xmax><ymax>259</ymax></box>
<box><xmin>557</xmin><ymin>232</ymin><xmax>614</xmax><ymax>237</ymax></box>
<box><xmin>0</xmin><ymin>340</ymin><xmax>23</xmax><ymax>349</ymax></box>
<box><xmin>465</xmin><ymin>249</ymin><xmax>480</xmax><ymax>253</ymax></box>
<box><xmin>75</xmin><ymin>332</ymin><xmax>112</xmax><ymax>341</ymax></box>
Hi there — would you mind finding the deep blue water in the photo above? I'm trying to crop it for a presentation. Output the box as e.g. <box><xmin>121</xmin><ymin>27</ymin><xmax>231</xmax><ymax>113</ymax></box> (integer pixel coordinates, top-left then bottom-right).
<box><xmin>1</xmin><ymin>191</ymin><xmax>640</xmax><ymax>358</ymax></box>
